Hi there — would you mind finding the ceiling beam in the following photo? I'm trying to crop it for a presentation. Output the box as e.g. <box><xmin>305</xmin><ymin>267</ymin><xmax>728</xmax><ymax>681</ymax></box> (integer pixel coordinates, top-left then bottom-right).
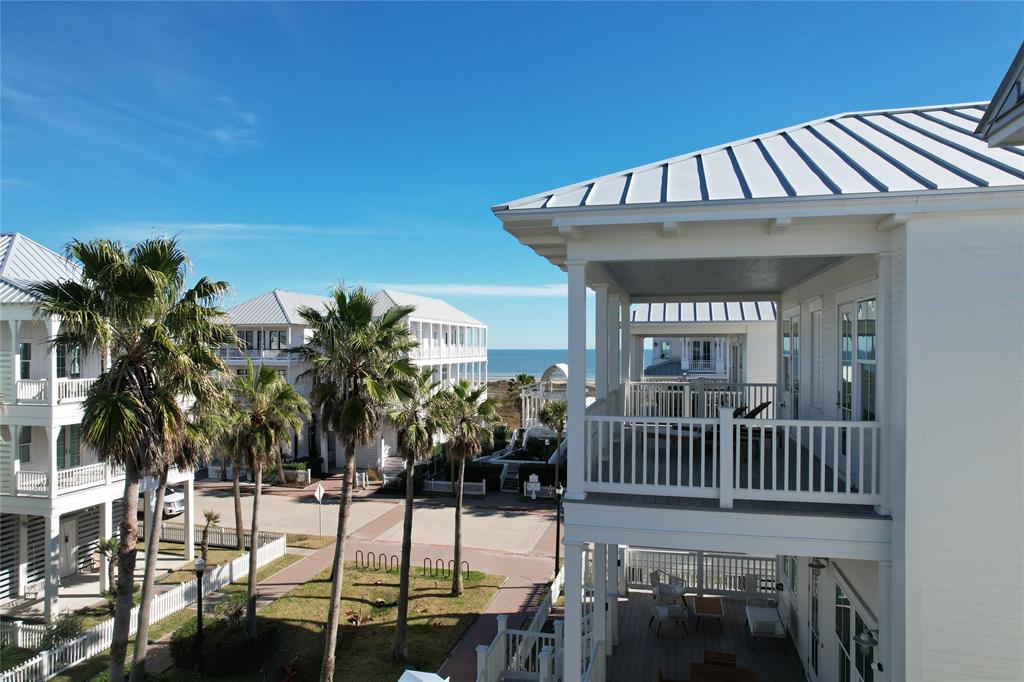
<box><xmin>557</xmin><ymin>223</ymin><xmax>581</xmax><ymax>242</ymax></box>
<box><xmin>766</xmin><ymin>217</ymin><xmax>791</xmax><ymax>235</ymax></box>
<box><xmin>876</xmin><ymin>213</ymin><xmax>911</xmax><ymax>231</ymax></box>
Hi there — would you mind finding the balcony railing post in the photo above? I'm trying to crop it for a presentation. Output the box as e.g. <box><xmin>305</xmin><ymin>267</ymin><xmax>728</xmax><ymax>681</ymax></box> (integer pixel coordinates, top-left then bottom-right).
<box><xmin>718</xmin><ymin>406</ymin><xmax>734</xmax><ymax>508</ymax></box>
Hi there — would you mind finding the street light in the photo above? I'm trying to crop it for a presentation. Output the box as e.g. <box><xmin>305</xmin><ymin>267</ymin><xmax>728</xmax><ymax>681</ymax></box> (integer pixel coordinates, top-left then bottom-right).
<box><xmin>194</xmin><ymin>557</ymin><xmax>206</xmax><ymax>673</ymax></box>
<box><xmin>554</xmin><ymin>482</ymin><xmax>564</xmax><ymax>575</ymax></box>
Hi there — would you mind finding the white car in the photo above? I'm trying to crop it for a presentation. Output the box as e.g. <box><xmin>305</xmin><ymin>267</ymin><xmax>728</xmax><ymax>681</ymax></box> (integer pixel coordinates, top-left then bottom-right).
<box><xmin>138</xmin><ymin>486</ymin><xmax>185</xmax><ymax>517</ymax></box>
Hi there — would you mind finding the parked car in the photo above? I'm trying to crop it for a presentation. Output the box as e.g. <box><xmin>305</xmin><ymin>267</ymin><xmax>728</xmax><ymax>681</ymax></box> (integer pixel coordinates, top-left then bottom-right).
<box><xmin>138</xmin><ymin>486</ymin><xmax>185</xmax><ymax>518</ymax></box>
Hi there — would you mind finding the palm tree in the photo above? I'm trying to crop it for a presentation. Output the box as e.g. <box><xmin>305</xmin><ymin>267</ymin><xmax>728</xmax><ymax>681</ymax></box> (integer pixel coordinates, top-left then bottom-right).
<box><xmin>96</xmin><ymin>537</ymin><xmax>119</xmax><ymax>596</ymax></box>
<box><xmin>387</xmin><ymin>367</ymin><xmax>444</xmax><ymax>661</ymax></box>
<box><xmin>291</xmin><ymin>285</ymin><xmax>416</xmax><ymax>682</ymax></box>
<box><xmin>538</xmin><ymin>399</ymin><xmax>567</xmax><ymax>482</ymax></box>
<box><xmin>33</xmin><ymin>238</ymin><xmax>234</xmax><ymax>681</ymax></box>
<box><xmin>508</xmin><ymin>372</ymin><xmax>536</xmax><ymax>427</ymax></box>
<box><xmin>201</xmin><ymin>510</ymin><xmax>220</xmax><ymax>562</ymax></box>
<box><xmin>225</xmin><ymin>360</ymin><xmax>309</xmax><ymax>633</ymax></box>
<box><xmin>439</xmin><ymin>380</ymin><xmax>498</xmax><ymax>596</ymax></box>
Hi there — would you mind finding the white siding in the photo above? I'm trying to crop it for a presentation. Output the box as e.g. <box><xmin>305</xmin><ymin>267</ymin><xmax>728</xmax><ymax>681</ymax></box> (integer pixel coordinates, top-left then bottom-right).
<box><xmin>904</xmin><ymin>212</ymin><xmax>1024</xmax><ymax>681</ymax></box>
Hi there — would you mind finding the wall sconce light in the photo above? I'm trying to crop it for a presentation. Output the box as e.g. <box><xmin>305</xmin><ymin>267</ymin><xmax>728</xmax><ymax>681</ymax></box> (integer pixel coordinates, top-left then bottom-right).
<box><xmin>808</xmin><ymin>557</ymin><xmax>828</xmax><ymax>571</ymax></box>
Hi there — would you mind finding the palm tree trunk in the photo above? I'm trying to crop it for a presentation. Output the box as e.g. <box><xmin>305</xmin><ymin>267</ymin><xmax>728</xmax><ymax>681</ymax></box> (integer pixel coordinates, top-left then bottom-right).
<box><xmin>276</xmin><ymin>448</ymin><xmax>287</xmax><ymax>486</ymax></box>
<box><xmin>232</xmin><ymin>467</ymin><xmax>244</xmax><ymax>551</ymax></box>
<box><xmin>130</xmin><ymin>469</ymin><xmax>168</xmax><ymax>681</ymax></box>
<box><xmin>246</xmin><ymin>464</ymin><xmax>262</xmax><ymax>633</ymax></box>
<box><xmin>108</xmin><ymin>460</ymin><xmax>141</xmax><ymax>682</ymax></box>
<box><xmin>451</xmin><ymin>455</ymin><xmax>465</xmax><ymax>596</ymax></box>
<box><xmin>319</xmin><ymin>443</ymin><xmax>356</xmax><ymax>682</ymax></box>
<box><xmin>219</xmin><ymin>457</ymin><xmax>228</xmax><ymax>482</ymax></box>
<box><xmin>106</xmin><ymin>550</ymin><xmax>116</xmax><ymax>595</ymax></box>
<box><xmin>392</xmin><ymin>452</ymin><xmax>415</xmax><ymax>661</ymax></box>
<box><xmin>201</xmin><ymin>523</ymin><xmax>210</xmax><ymax>563</ymax></box>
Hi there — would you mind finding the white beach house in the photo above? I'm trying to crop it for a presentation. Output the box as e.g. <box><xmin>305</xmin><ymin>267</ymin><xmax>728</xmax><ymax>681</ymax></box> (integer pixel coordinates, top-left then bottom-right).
<box><xmin>219</xmin><ymin>288</ymin><xmax>487</xmax><ymax>473</ymax></box>
<box><xmin>492</xmin><ymin>101</ymin><xmax>1023</xmax><ymax>682</ymax></box>
<box><xmin>0</xmin><ymin>233</ymin><xmax>197</xmax><ymax>621</ymax></box>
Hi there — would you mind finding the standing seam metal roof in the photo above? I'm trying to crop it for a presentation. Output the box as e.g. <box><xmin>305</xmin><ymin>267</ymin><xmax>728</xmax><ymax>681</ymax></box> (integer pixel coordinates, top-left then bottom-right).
<box><xmin>0</xmin><ymin>233</ymin><xmax>82</xmax><ymax>304</ymax></box>
<box><xmin>495</xmin><ymin>103</ymin><xmax>1024</xmax><ymax>211</ymax></box>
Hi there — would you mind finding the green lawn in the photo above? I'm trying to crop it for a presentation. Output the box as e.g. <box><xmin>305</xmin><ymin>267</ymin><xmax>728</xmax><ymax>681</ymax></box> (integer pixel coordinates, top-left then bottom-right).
<box><xmin>157</xmin><ymin>541</ymin><xmax>246</xmax><ymax>585</ymax></box>
<box><xmin>285</xmin><ymin>533</ymin><xmax>336</xmax><ymax>550</ymax></box>
<box><xmin>1</xmin><ymin>645</ymin><xmax>36</xmax><ymax>672</ymax></box>
<box><xmin>160</xmin><ymin>562</ymin><xmax>503</xmax><ymax>681</ymax></box>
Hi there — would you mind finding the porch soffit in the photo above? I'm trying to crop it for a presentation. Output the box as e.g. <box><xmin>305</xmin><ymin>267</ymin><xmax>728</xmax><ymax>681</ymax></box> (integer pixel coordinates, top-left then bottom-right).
<box><xmin>601</xmin><ymin>256</ymin><xmax>844</xmax><ymax>297</ymax></box>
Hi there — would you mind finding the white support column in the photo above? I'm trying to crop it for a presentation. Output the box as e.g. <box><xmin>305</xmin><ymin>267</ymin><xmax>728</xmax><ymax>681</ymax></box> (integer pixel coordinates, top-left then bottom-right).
<box><xmin>566</xmin><ymin>261</ymin><xmax>587</xmax><ymax>501</ymax></box>
<box><xmin>182</xmin><ymin>478</ymin><xmax>195</xmax><ymax>560</ymax></box>
<box><xmin>878</xmin><ymin>559</ymin><xmax>893</xmax><ymax>682</ymax></box>
<box><xmin>594</xmin><ymin>543</ymin><xmax>607</xmax><ymax>660</ymax></box>
<box><xmin>46</xmin><ymin>426</ymin><xmax>58</xmax><ymax>499</ymax></box>
<box><xmin>606</xmin><ymin>293</ymin><xmax>620</xmax><ymax>398</ymax></box>
<box><xmin>629</xmin><ymin>336</ymin><xmax>643</xmax><ymax>381</ymax></box>
<box><xmin>98</xmin><ymin>500</ymin><xmax>113</xmax><ymax>592</ymax></box>
<box><xmin>43</xmin><ymin>513</ymin><xmax>60</xmax><ymax>621</ymax></box>
<box><xmin>594</xmin><ymin>285</ymin><xmax>608</xmax><ymax>401</ymax></box>
<box><xmin>619</xmin><ymin>296</ymin><xmax>631</xmax><ymax>385</ymax></box>
<box><xmin>10</xmin><ymin>320</ymin><xmax>20</xmax><ymax>398</ymax></box>
<box><xmin>17</xmin><ymin>515</ymin><xmax>28</xmax><ymax>597</ymax></box>
<box><xmin>143</xmin><ymin>485</ymin><xmax>157</xmax><ymax>540</ymax></box>
<box><xmin>45</xmin><ymin>317</ymin><xmax>59</xmax><ymax>407</ymax></box>
<box><xmin>876</xmin><ymin>252</ymin><xmax>892</xmax><ymax>515</ymax></box>
<box><xmin>602</xmin><ymin>543</ymin><xmax>616</xmax><ymax>648</ymax></box>
<box><xmin>563</xmin><ymin>541</ymin><xmax>584</xmax><ymax>682</ymax></box>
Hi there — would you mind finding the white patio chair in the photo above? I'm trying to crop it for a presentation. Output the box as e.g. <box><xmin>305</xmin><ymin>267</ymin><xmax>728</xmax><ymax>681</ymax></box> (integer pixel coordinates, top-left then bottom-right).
<box><xmin>650</xmin><ymin>570</ymin><xmax>687</xmax><ymax>599</ymax></box>
<box><xmin>745</xmin><ymin>601</ymin><xmax>787</xmax><ymax>650</ymax></box>
<box><xmin>647</xmin><ymin>595</ymin><xmax>689</xmax><ymax>636</ymax></box>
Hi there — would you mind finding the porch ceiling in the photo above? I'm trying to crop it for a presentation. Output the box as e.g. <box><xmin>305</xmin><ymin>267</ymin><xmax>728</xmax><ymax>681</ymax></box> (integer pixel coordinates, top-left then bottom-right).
<box><xmin>601</xmin><ymin>255</ymin><xmax>844</xmax><ymax>298</ymax></box>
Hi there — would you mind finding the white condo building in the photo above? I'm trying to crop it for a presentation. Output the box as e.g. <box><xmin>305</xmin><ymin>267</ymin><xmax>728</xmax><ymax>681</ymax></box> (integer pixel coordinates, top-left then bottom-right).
<box><xmin>219</xmin><ymin>289</ymin><xmax>487</xmax><ymax>473</ymax></box>
<box><xmin>492</xmin><ymin>98</ymin><xmax>1023</xmax><ymax>682</ymax></box>
<box><xmin>0</xmin><ymin>233</ymin><xmax>197</xmax><ymax>622</ymax></box>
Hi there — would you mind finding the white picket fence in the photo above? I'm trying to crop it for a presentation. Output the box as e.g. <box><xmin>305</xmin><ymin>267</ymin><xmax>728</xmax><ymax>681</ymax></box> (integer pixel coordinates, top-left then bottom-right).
<box><xmin>0</xmin><ymin>621</ymin><xmax>47</xmax><ymax>649</ymax></box>
<box><xmin>1</xmin><ymin>534</ymin><xmax>287</xmax><ymax>682</ymax></box>
<box><xmin>154</xmin><ymin>523</ymin><xmax>283</xmax><ymax>550</ymax></box>
<box><xmin>422</xmin><ymin>479</ymin><xmax>487</xmax><ymax>497</ymax></box>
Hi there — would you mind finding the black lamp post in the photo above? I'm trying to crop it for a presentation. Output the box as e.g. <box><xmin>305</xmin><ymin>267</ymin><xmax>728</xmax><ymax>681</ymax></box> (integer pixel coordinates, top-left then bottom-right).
<box><xmin>194</xmin><ymin>557</ymin><xmax>206</xmax><ymax>672</ymax></box>
<box><xmin>554</xmin><ymin>482</ymin><xmax>564</xmax><ymax>575</ymax></box>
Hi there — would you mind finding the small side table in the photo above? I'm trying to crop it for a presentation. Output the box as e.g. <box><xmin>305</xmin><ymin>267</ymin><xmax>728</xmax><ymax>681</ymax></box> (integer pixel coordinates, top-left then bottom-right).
<box><xmin>692</xmin><ymin>595</ymin><xmax>724</xmax><ymax>632</ymax></box>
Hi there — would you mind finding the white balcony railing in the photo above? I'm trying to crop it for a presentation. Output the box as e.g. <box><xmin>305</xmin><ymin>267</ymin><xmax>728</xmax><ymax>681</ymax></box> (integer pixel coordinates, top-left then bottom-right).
<box><xmin>215</xmin><ymin>347</ymin><xmax>295</xmax><ymax>362</ymax></box>
<box><xmin>584</xmin><ymin>410</ymin><xmax>883</xmax><ymax>507</ymax></box>
<box><xmin>15</xmin><ymin>470</ymin><xmax>49</xmax><ymax>494</ymax></box>
<box><xmin>15</xmin><ymin>379</ymin><xmax>48</xmax><ymax>403</ymax></box>
<box><xmin>623</xmin><ymin>380</ymin><xmax>777</xmax><ymax>420</ymax></box>
<box><xmin>57</xmin><ymin>378</ymin><xmax>96</xmax><ymax>402</ymax></box>
<box><xmin>57</xmin><ymin>462</ymin><xmax>107</xmax><ymax>492</ymax></box>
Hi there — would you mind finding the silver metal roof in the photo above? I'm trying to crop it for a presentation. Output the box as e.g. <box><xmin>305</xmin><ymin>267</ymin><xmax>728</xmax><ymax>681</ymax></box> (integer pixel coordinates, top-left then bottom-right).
<box><xmin>631</xmin><ymin>301</ymin><xmax>777</xmax><ymax>324</ymax></box>
<box><xmin>0</xmin><ymin>233</ymin><xmax>81</xmax><ymax>304</ymax></box>
<box><xmin>496</xmin><ymin>102</ymin><xmax>1024</xmax><ymax>212</ymax></box>
<box><xmin>227</xmin><ymin>289</ymin><xmax>484</xmax><ymax>327</ymax></box>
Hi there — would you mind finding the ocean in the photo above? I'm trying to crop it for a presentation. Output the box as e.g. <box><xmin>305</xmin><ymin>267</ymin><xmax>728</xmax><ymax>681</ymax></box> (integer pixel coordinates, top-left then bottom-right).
<box><xmin>487</xmin><ymin>348</ymin><xmax>654</xmax><ymax>380</ymax></box>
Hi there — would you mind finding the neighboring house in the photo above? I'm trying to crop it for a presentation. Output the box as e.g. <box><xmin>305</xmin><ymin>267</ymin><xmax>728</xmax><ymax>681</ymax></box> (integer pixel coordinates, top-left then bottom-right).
<box><xmin>0</xmin><ymin>233</ymin><xmax>196</xmax><ymax>621</ymax></box>
<box><xmin>493</xmin><ymin>101</ymin><xmax>1023</xmax><ymax>682</ymax></box>
<box><xmin>976</xmin><ymin>42</ymin><xmax>1024</xmax><ymax>147</ymax></box>
<box><xmin>631</xmin><ymin>301</ymin><xmax>777</xmax><ymax>383</ymax></box>
<box><xmin>220</xmin><ymin>288</ymin><xmax>488</xmax><ymax>473</ymax></box>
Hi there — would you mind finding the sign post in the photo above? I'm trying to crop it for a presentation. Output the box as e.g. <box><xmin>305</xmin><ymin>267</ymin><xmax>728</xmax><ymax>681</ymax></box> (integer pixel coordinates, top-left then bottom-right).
<box><xmin>314</xmin><ymin>483</ymin><xmax>325</xmax><ymax>538</ymax></box>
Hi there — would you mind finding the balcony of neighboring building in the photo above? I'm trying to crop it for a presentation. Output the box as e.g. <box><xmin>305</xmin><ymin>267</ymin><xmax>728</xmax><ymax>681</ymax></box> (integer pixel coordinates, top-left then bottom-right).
<box><xmin>2</xmin><ymin>318</ymin><xmax>101</xmax><ymax>408</ymax></box>
<box><xmin>406</xmin><ymin>319</ymin><xmax>487</xmax><ymax>361</ymax></box>
<box><xmin>216</xmin><ymin>327</ymin><xmax>300</xmax><ymax>364</ymax></box>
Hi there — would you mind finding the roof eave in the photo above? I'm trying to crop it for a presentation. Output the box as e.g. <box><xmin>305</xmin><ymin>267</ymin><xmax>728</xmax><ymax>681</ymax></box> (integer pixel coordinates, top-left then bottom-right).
<box><xmin>976</xmin><ymin>41</ymin><xmax>1024</xmax><ymax>136</ymax></box>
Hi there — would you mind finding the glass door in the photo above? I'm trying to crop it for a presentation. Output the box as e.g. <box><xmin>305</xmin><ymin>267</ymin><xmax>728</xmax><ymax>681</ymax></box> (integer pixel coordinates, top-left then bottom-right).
<box><xmin>838</xmin><ymin>299</ymin><xmax>877</xmax><ymax>423</ymax></box>
<box><xmin>808</xmin><ymin>567</ymin><xmax>821</xmax><ymax>680</ymax></box>
<box><xmin>782</xmin><ymin>310</ymin><xmax>800</xmax><ymax>418</ymax></box>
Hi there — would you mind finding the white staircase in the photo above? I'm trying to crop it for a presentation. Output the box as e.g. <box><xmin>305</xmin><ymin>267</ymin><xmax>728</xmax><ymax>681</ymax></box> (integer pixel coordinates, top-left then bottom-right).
<box><xmin>501</xmin><ymin>462</ymin><xmax>521</xmax><ymax>492</ymax></box>
<box><xmin>382</xmin><ymin>456</ymin><xmax>406</xmax><ymax>477</ymax></box>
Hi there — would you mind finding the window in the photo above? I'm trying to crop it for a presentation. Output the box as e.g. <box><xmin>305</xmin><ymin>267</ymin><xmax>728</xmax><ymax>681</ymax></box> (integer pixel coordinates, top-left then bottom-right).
<box><xmin>18</xmin><ymin>428</ymin><xmax>31</xmax><ymax>463</ymax></box>
<box><xmin>857</xmin><ymin>300</ymin><xmax>877</xmax><ymax>421</ymax></box>
<box><xmin>57</xmin><ymin>425</ymin><xmax>81</xmax><ymax>469</ymax></box>
<box><xmin>236</xmin><ymin>368</ymin><xmax>249</xmax><ymax>376</ymax></box>
<box><xmin>658</xmin><ymin>340</ymin><xmax>671</xmax><ymax>360</ymax></box>
<box><xmin>19</xmin><ymin>342</ymin><xmax>31</xmax><ymax>379</ymax></box>
<box><xmin>56</xmin><ymin>344</ymin><xmax>81</xmax><ymax>379</ymax></box>
<box><xmin>839</xmin><ymin>298</ymin><xmax>877</xmax><ymax>422</ymax></box>
<box><xmin>782</xmin><ymin>555</ymin><xmax>797</xmax><ymax>594</ymax></box>
<box><xmin>835</xmin><ymin>583</ymin><xmax>875</xmax><ymax>682</ymax></box>
<box><xmin>237</xmin><ymin>330</ymin><xmax>255</xmax><ymax>350</ymax></box>
<box><xmin>811</xmin><ymin>310</ymin><xmax>823</xmax><ymax>408</ymax></box>
<box><xmin>266</xmin><ymin>330</ymin><xmax>288</xmax><ymax>350</ymax></box>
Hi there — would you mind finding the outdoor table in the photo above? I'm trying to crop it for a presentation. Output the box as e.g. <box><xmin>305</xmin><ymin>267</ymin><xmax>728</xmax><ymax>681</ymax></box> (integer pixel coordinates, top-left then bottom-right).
<box><xmin>690</xmin><ymin>662</ymin><xmax>757</xmax><ymax>681</ymax></box>
<box><xmin>692</xmin><ymin>595</ymin><xmax>724</xmax><ymax>632</ymax></box>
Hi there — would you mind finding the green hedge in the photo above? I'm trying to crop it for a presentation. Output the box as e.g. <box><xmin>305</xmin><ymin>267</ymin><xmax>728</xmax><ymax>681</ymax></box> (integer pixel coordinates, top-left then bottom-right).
<box><xmin>516</xmin><ymin>463</ymin><xmax>566</xmax><ymax>487</ymax></box>
<box><xmin>170</xmin><ymin>616</ymin><xmax>278</xmax><ymax>676</ymax></box>
<box><xmin>283</xmin><ymin>461</ymin><xmax>307</xmax><ymax>471</ymax></box>
<box><xmin>462</xmin><ymin>461</ymin><xmax>503</xmax><ymax>490</ymax></box>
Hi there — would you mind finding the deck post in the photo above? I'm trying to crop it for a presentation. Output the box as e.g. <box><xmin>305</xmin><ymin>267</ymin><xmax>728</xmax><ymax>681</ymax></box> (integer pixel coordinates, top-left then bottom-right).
<box><xmin>594</xmin><ymin>285</ymin><xmax>608</xmax><ymax>401</ymax></box>
<box><xmin>182</xmin><ymin>477</ymin><xmax>195</xmax><ymax>561</ymax></box>
<box><xmin>619</xmin><ymin>295</ymin><xmax>631</xmax><ymax>385</ymax></box>
<box><xmin>43</xmin><ymin>512</ymin><xmax>60</xmax><ymax>622</ymax></box>
<box><xmin>566</xmin><ymin>261</ymin><xmax>587</xmax><ymax>501</ymax></box>
<box><xmin>496</xmin><ymin>613</ymin><xmax>509</xmax><ymax>669</ymax></box>
<box><xmin>607</xmin><ymin>293</ymin><xmax>621</xmax><ymax>398</ymax></box>
<box><xmin>98</xmin><ymin>499</ymin><xmax>113</xmax><ymax>592</ymax></box>
<box><xmin>475</xmin><ymin>644</ymin><xmax>488</xmax><ymax>680</ymax></box>
<box><xmin>718</xmin><ymin>406</ymin><xmax>735</xmax><ymax>508</ymax></box>
<box><xmin>594</xmin><ymin>543</ymin><xmax>607</xmax><ymax>656</ymax></box>
<box><xmin>563</xmin><ymin>541</ymin><xmax>585</xmax><ymax>682</ymax></box>
<box><xmin>539</xmin><ymin>645</ymin><xmax>554</xmax><ymax>682</ymax></box>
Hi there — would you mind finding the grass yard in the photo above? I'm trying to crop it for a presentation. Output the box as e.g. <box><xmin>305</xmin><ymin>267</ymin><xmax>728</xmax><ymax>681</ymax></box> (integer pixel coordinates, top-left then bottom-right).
<box><xmin>161</xmin><ymin>562</ymin><xmax>504</xmax><ymax>681</ymax></box>
<box><xmin>157</xmin><ymin>541</ymin><xmax>245</xmax><ymax>585</ymax></box>
<box><xmin>1</xmin><ymin>645</ymin><xmax>36</xmax><ymax>672</ymax></box>
<box><xmin>286</xmin><ymin>533</ymin><xmax>336</xmax><ymax>550</ymax></box>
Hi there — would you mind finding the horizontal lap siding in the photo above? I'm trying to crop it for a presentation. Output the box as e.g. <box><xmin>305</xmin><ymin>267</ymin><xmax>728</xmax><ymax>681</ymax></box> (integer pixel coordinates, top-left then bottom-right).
<box><xmin>0</xmin><ymin>514</ymin><xmax>18</xmax><ymax>600</ymax></box>
<box><xmin>75</xmin><ymin>506</ymin><xmax>100</xmax><ymax>572</ymax></box>
<box><xmin>906</xmin><ymin>213</ymin><xmax>1024</xmax><ymax>681</ymax></box>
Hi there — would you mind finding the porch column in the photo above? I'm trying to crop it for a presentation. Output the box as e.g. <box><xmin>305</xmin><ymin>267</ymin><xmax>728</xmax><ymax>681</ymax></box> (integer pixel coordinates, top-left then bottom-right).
<box><xmin>619</xmin><ymin>296</ymin><xmax>631</xmax><ymax>385</ymax></box>
<box><xmin>606</xmin><ymin>293</ymin><xmax>621</xmax><ymax>398</ymax></box>
<box><xmin>182</xmin><ymin>478</ymin><xmax>195</xmax><ymax>560</ymax></box>
<box><xmin>878</xmin><ymin>559</ymin><xmax>893</xmax><ymax>681</ymax></box>
<box><xmin>594</xmin><ymin>285</ymin><xmax>608</xmax><ymax>401</ymax></box>
<box><xmin>563</xmin><ymin>541</ymin><xmax>585</xmax><ymax>682</ymax></box>
<box><xmin>594</xmin><ymin>543</ymin><xmax>608</xmax><ymax>663</ymax></box>
<box><xmin>604</xmin><ymin>543</ymin><xmax>618</xmax><ymax>648</ymax></box>
<box><xmin>17</xmin><ymin>515</ymin><xmax>28</xmax><ymax>597</ymax></box>
<box><xmin>45</xmin><ymin>317</ymin><xmax>59</xmax><ymax>407</ymax></box>
<box><xmin>566</xmin><ymin>261</ymin><xmax>586</xmax><ymax>501</ymax></box>
<box><xmin>629</xmin><ymin>336</ymin><xmax>643</xmax><ymax>381</ymax></box>
<box><xmin>43</xmin><ymin>512</ymin><xmax>60</xmax><ymax>621</ymax></box>
<box><xmin>10</xmin><ymin>319</ymin><xmax>20</xmax><ymax>399</ymax></box>
<box><xmin>143</xmin><ymin>484</ymin><xmax>157</xmax><ymax>540</ymax></box>
<box><xmin>876</xmin><ymin>252</ymin><xmax>892</xmax><ymax>515</ymax></box>
<box><xmin>98</xmin><ymin>500</ymin><xmax>113</xmax><ymax>592</ymax></box>
<box><xmin>46</xmin><ymin>425</ymin><xmax>58</xmax><ymax>498</ymax></box>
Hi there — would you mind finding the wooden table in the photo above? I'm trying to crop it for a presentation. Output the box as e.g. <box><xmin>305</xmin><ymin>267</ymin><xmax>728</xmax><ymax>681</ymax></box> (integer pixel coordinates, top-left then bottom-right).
<box><xmin>692</xmin><ymin>595</ymin><xmax>724</xmax><ymax>632</ymax></box>
<box><xmin>690</xmin><ymin>662</ymin><xmax>757</xmax><ymax>681</ymax></box>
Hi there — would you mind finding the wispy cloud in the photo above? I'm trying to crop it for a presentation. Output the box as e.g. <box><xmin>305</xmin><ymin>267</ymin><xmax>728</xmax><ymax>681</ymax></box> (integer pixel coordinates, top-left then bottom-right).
<box><xmin>367</xmin><ymin>282</ymin><xmax>568</xmax><ymax>298</ymax></box>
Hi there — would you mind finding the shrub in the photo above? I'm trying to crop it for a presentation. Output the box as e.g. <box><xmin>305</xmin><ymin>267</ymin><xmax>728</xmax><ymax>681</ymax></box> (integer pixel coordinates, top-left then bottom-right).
<box><xmin>283</xmin><ymin>461</ymin><xmax>307</xmax><ymax>471</ymax></box>
<box><xmin>170</xmin><ymin>615</ymin><xmax>278</xmax><ymax>676</ymax></box>
<box><xmin>40</xmin><ymin>612</ymin><xmax>85</xmax><ymax>650</ymax></box>
<box><xmin>293</xmin><ymin>455</ymin><xmax>322</xmax><ymax>477</ymax></box>
<box><xmin>516</xmin><ymin>463</ymin><xmax>566</xmax><ymax>487</ymax></box>
<box><xmin>462</xmin><ymin>461</ymin><xmax>503</xmax><ymax>490</ymax></box>
<box><xmin>523</xmin><ymin>437</ymin><xmax>557</xmax><ymax>461</ymax></box>
<box><xmin>380</xmin><ymin>461</ymin><xmax>426</xmax><ymax>494</ymax></box>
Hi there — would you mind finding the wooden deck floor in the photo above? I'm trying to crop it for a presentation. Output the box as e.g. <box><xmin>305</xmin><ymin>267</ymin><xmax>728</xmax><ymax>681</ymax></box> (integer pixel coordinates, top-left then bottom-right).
<box><xmin>607</xmin><ymin>591</ymin><xmax>807</xmax><ymax>682</ymax></box>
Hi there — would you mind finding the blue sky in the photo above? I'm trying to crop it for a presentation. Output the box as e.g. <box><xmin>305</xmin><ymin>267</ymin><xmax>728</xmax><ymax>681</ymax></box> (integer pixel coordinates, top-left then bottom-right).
<box><xmin>2</xmin><ymin>2</ymin><xmax>1021</xmax><ymax>348</ymax></box>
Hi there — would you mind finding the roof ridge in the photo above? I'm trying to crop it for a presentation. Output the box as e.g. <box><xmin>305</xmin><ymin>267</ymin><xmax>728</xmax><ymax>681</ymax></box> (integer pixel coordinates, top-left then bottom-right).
<box><xmin>0</xmin><ymin>233</ymin><xmax>20</xmax><ymax>275</ymax></box>
<box><xmin>495</xmin><ymin>101</ymin><xmax>995</xmax><ymax>211</ymax></box>
<box><xmin>270</xmin><ymin>290</ymin><xmax>292</xmax><ymax>324</ymax></box>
